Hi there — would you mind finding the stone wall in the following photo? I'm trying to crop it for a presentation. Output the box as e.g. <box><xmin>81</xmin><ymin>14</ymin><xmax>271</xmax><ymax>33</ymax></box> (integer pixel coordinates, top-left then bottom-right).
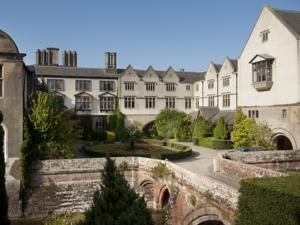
<box><xmin>224</xmin><ymin>150</ymin><xmax>300</xmax><ymax>172</ymax></box>
<box><xmin>215</xmin><ymin>153</ymin><xmax>286</xmax><ymax>179</ymax></box>
<box><xmin>25</xmin><ymin>157</ymin><xmax>237</xmax><ymax>225</ymax></box>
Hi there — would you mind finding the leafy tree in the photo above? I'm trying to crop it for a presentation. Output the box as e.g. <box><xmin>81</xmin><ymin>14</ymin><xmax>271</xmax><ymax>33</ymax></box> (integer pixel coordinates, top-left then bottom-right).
<box><xmin>192</xmin><ymin>117</ymin><xmax>213</xmax><ymax>138</ymax></box>
<box><xmin>79</xmin><ymin>157</ymin><xmax>154</xmax><ymax>225</ymax></box>
<box><xmin>29</xmin><ymin>91</ymin><xmax>64</xmax><ymax>142</ymax></box>
<box><xmin>231</xmin><ymin>109</ymin><xmax>274</xmax><ymax>150</ymax></box>
<box><xmin>127</xmin><ymin>121</ymin><xmax>142</xmax><ymax>149</ymax></box>
<box><xmin>234</xmin><ymin>108</ymin><xmax>247</xmax><ymax>125</ymax></box>
<box><xmin>107</xmin><ymin>100</ymin><xmax>127</xmax><ymax>141</ymax></box>
<box><xmin>231</xmin><ymin>117</ymin><xmax>256</xmax><ymax>148</ymax></box>
<box><xmin>213</xmin><ymin>117</ymin><xmax>228</xmax><ymax>139</ymax></box>
<box><xmin>0</xmin><ymin>112</ymin><xmax>9</xmax><ymax>225</ymax></box>
<box><xmin>155</xmin><ymin>109</ymin><xmax>191</xmax><ymax>140</ymax></box>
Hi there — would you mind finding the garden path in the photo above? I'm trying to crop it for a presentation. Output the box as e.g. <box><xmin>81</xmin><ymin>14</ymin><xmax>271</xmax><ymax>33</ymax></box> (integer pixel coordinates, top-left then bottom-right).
<box><xmin>172</xmin><ymin>142</ymin><xmax>241</xmax><ymax>189</ymax></box>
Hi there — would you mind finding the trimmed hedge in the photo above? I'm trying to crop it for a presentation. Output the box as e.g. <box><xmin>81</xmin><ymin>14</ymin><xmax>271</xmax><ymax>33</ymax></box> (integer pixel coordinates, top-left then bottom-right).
<box><xmin>84</xmin><ymin>139</ymin><xmax>192</xmax><ymax>160</ymax></box>
<box><xmin>237</xmin><ymin>174</ymin><xmax>300</xmax><ymax>225</ymax></box>
<box><xmin>138</xmin><ymin>139</ymin><xmax>192</xmax><ymax>160</ymax></box>
<box><xmin>194</xmin><ymin>137</ymin><xmax>233</xmax><ymax>149</ymax></box>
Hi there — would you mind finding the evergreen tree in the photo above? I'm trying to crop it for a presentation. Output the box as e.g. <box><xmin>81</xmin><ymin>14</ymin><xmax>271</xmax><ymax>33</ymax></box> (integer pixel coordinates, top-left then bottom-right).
<box><xmin>213</xmin><ymin>117</ymin><xmax>228</xmax><ymax>139</ymax></box>
<box><xmin>79</xmin><ymin>157</ymin><xmax>154</xmax><ymax>225</ymax></box>
<box><xmin>0</xmin><ymin>112</ymin><xmax>10</xmax><ymax>225</ymax></box>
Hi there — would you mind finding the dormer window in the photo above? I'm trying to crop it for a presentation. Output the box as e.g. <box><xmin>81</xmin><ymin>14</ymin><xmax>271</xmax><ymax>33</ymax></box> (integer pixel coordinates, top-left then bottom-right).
<box><xmin>249</xmin><ymin>54</ymin><xmax>274</xmax><ymax>91</ymax></box>
<box><xmin>261</xmin><ymin>30</ymin><xmax>270</xmax><ymax>42</ymax></box>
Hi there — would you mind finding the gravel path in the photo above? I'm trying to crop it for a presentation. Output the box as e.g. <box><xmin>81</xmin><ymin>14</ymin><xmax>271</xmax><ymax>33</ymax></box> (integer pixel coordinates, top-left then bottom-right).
<box><xmin>171</xmin><ymin>142</ymin><xmax>241</xmax><ymax>189</ymax></box>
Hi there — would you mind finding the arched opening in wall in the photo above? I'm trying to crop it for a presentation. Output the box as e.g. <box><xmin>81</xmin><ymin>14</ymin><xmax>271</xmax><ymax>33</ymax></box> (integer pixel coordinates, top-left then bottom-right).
<box><xmin>142</xmin><ymin>120</ymin><xmax>157</xmax><ymax>138</ymax></box>
<box><xmin>139</xmin><ymin>180</ymin><xmax>154</xmax><ymax>207</ymax></box>
<box><xmin>1</xmin><ymin>124</ymin><xmax>7</xmax><ymax>162</ymax></box>
<box><xmin>274</xmin><ymin>135</ymin><xmax>293</xmax><ymax>150</ymax></box>
<box><xmin>159</xmin><ymin>187</ymin><xmax>170</xmax><ymax>208</ymax></box>
<box><xmin>198</xmin><ymin>220</ymin><xmax>224</xmax><ymax>225</ymax></box>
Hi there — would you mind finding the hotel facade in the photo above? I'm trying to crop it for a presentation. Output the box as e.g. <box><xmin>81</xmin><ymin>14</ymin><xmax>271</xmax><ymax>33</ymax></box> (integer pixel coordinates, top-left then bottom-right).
<box><xmin>0</xmin><ymin>5</ymin><xmax>299</xmax><ymax>163</ymax></box>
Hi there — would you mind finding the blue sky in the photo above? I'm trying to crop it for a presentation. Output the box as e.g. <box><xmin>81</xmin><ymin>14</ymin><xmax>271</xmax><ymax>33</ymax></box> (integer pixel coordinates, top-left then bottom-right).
<box><xmin>0</xmin><ymin>0</ymin><xmax>299</xmax><ymax>71</ymax></box>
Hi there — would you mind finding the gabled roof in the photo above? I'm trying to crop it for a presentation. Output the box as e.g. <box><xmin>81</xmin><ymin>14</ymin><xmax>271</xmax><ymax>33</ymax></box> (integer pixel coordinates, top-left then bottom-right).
<box><xmin>271</xmin><ymin>7</ymin><xmax>300</xmax><ymax>39</ymax></box>
<box><xmin>208</xmin><ymin>62</ymin><xmax>222</xmax><ymax>73</ymax></box>
<box><xmin>74</xmin><ymin>91</ymin><xmax>93</xmax><ymax>97</ymax></box>
<box><xmin>34</xmin><ymin>64</ymin><xmax>205</xmax><ymax>83</ymax></box>
<box><xmin>227</xmin><ymin>58</ymin><xmax>238</xmax><ymax>72</ymax></box>
<box><xmin>134</xmin><ymin>66</ymin><xmax>205</xmax><ymax>83</ymax></box>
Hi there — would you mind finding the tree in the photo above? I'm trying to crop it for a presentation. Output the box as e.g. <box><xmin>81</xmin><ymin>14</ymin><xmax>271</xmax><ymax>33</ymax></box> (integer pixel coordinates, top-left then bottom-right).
<box><xmin>155</xmin><ymin>109</ymin><xmax>192</xmax><ymax>140</ymax></box>
<box><xmin>29</xmin><ymin>91</ymin><xmax>64</xmax><ymax>142</ymax></box>
<box><xmin>231</xmin><ymin>109</ymin><xmax>274</xmax><ymax>150</ymax></box>
<box><xmin>27</xmin><ymin>91</ymin><xmax>75</xmax><ymax>159</ymax></box>
<box><xmin>107</xmin><ymin>100</ymin><xmax>127</xmax><ymax>141</ymax></box>
<box><xmin>192</xmin><ymin>117</ymin><xmax>213</xmax><ymax>139</ymax></box>
<box><xmin>213</xmin><ymin>117</ymin><xmax>228</xmax><ymax>139</ymax></box>
<box><xmin>0</xmin><ymin>112</ymin><xmax>10</xmax><ymax>225</ymax></box>
<box><xmin>79</xmin><ymin>157</ymin><xmax>154</xmax><ymax>225</ymax></box>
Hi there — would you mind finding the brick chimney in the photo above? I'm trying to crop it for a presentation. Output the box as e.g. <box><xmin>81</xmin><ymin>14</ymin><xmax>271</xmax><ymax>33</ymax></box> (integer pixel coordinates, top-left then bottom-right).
<box><xmin>62</xmin><ymin>50</ymin><xmax>77</xmax><ymax>67</ymax></box>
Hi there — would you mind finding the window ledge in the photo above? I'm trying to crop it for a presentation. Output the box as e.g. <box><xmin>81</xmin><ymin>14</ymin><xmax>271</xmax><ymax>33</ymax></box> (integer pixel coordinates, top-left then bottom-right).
<box><xmin>252</xmin><ymin>81</ymin><xmax>273</xmax><ymax>91</ymax></box>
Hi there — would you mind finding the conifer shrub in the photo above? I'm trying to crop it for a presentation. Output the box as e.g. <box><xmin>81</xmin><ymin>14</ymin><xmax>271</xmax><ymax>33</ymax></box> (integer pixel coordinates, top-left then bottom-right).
<box><xmin>213</xmin><ymin>117</ymin><xmax>228</xmax><ymax>139</ymax></box>
<box><xmin>78</xmin><ymin>157</ymin><xmax>154</xmax><ymax>225</ymax></box>
<box><xmin>237</xmin><ymin>174</ymin><xmax>300</xmax><ymax>225</ymax></box>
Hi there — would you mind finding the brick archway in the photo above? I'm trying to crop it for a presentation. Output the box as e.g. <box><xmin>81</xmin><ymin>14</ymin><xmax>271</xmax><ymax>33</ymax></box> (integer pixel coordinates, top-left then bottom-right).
<box><xmin>139</xmin><ymin>179</ymin><xmax>155</xmax><ymax>207</ymax></box>
<box><xmin>158</xmin><ymin>185</ymin><xmax>170</xmax><ymax>209</ymax></box>
<box><xmin>182</xmin><ymin>206</ymin><xmax>231</xmax><ymax>225</ymax></box>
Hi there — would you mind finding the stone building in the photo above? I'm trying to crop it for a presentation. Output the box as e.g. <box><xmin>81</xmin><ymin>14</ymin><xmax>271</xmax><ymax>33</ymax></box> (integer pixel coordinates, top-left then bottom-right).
<box><xmin>238</xmin><ymin>6</ymin><xmax>300</xmax><ymax>150</ymax></box>
<box><xmin>0</xmin><ymin>29</ymin><xmax>31</xmax><ymax>162</ymax></box>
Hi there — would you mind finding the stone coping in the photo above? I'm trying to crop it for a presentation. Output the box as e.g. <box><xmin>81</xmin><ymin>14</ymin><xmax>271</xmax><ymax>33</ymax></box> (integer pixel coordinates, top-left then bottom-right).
<box><xmin>215</xmin><ymin>153</ymin><xmax>287</xmax><ymax>179</ymax></box>
<box><xmin>35</xmin><ymin>157</ymin><xmax>239</xmax><ymax>209</ymax></box>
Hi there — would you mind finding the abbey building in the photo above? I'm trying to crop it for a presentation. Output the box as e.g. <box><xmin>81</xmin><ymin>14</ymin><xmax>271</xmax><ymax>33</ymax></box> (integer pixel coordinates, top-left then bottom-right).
<box><xmin>0</xmin><ymin>5</ymin><xmax>299</xmax><ymax>163</ymax></box>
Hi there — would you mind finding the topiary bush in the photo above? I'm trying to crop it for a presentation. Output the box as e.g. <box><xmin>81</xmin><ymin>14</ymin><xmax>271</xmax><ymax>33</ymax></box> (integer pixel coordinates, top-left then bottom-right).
<box><xmin>237</xmin><ymin>174</ymin><xmax>300</xmax><ymax>225</ymax></box>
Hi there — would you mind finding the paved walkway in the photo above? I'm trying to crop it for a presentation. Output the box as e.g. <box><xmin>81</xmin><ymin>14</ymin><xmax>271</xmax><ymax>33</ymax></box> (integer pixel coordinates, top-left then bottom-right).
<box><xmin>171</xmin><ymin>142</ymin><xmax>241</xmax><ymax>189</ymax></box>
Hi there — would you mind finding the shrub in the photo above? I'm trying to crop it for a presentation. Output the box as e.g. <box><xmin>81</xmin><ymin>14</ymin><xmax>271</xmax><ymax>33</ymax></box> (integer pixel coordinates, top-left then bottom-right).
<box><xmin>39</xmin><ymin>142</ymin><xmax>75</xmax><ymax>160</ymax></box>
<box><xmin>237</xmin><ymin>174</ymin><xmax>300</xmax><ymax>225</ymax></box>
<box><xmin>155</xmin><ymin>109</ymin><xmax>192</xmax><ymax>140</ymax></box>
<box><xmin>79</xmin><ymin>157</ymin><xmax>154</xmax><ymax>225</ymax></box>
<box><xmin>213</xmin><ymin>117</ymin><xmax>228</xmax><ymax>139</ymax></box>
<box><xmin>151</xmin><ymin>163</ymin><xmax>174</xmax><ymax>179</ymax></box>
<box><xmin>192</xmin><ymin>117</ymin><xmax>213</xmax><ymax>138</ymax></box>
<box><xmin>42</xmin><ymin>213</ymin><xmax>84</xmax><ymax>225</ymax></box>
<box><xmin>106</xmin><ymin>131</ymin><xmax>116</xmax><ymax>143</ymax></box>
<box><xmin>231</xmin><ymin>109</ymin><xmax>274</xmax><ymax>150</ymax></box>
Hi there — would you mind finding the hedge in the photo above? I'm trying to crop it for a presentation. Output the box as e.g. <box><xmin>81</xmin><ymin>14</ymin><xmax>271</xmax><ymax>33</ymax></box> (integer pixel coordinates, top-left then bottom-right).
<box><xmin>194</xmin><ymin>137</ymin><xmax>233</xmax><ymax>149</ymax></box>
<box><xmin>138</xmin><ymin>139</ymin><xmax>192</xmax><ymax>160</ymax></box>
<box><xmin>237</xmin><ymin>174</ymin><xmax>300</xmax><ymax>225</ymax></box>
<box><xmin>84</xmin><ymin>139</ymin><xmax>192</xmax><ymax>160</ymax></box>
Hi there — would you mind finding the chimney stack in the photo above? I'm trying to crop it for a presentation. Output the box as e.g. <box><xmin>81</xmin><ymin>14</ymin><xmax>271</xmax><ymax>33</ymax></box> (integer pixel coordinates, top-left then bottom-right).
<box><xmin>36</xmin><ymin>48</ymin><xmax>59</xmax><ymax>66</ymax></box>
<box><xmin>36</xmin><ymin>49</ymin><xmax>42</xmax><ymax>65</ymax></box>
<box><xmin>62</xmin><ymin>50</ymin><xmax>77</xmax><ymax>67</ymax></box>
<box><xmin>104</xmin><ymin>52</ymin><xmax>117</xmax><ymax>73</ymax></box>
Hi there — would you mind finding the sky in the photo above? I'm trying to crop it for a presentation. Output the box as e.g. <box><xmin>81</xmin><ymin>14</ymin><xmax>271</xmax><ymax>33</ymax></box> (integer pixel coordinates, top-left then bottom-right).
<box><xmin>0</xmin><ymin>0</ymin><xmax>299</xmax><ymax>72</ymax></box>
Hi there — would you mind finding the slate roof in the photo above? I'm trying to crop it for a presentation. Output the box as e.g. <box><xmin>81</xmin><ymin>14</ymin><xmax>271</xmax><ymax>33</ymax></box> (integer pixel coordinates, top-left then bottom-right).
<box><xmin>33</xmin><ymin>65</ymin><xmax>205</xmax><ymax>83</ymax></box>
<box><xmin>34</xmin><ymin>65</ymin><xmax>123</xmax><ymax>78</ymax></box>
<box><xmin>228</xmin><ymin>58</ymin><xmax>238</xmax><ymax>72</ymax></box>
<box><xmin>211</xmin><ymin>110</ymin><xmax>235</xmax><ymax>125</ymax></box>
<box><xmin>273</xmin><ymin>7</ymin><xmax>300</xmax><ymax>39</ymax></box>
